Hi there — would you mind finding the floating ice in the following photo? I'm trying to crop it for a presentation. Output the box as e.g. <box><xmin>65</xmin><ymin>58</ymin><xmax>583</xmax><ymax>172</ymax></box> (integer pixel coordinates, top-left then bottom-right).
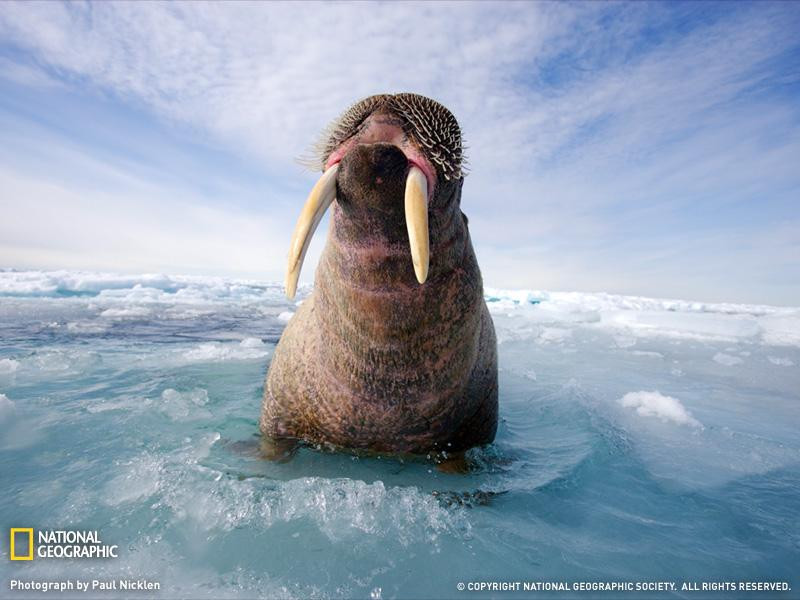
<box><xmin>0</xmin><ymin>393</ymin><xmax>15</xmax><ymax>423</ymax></box>
<box><xmin>66</xmin><ymin>320</ymin><xmax>108</xmax><ymax>334</ymax></box>
<box><xmin>713</xmin><ymin>352</ymin><xmax>744</xmax><ymax>366</ymax></box>
<box><xmin>160</xmin><ymin>388</ymin><xmax>211</xmax><ymax>421</ymax></box>
<box><xmin>0</xmin><ymin>270</ymin><xmax>179</xmax><ymax>296</ymax></box>
<box><xmin>538</xmin><ymin>327</ymin><xmax>572</xmax><ymax>344</ymax></box>
<box><xmin>12</xmin><ymin>349</ymin><xmax>103</xmax><ymax>377</ymax></box>
<box><xmin>239</xmin><ymin>337</ymin><xmax>267</xmax><ymax>349</ymax></box>
<box><xmin>760</xmin><ymin>314</ymin><xmax>800</xmax><ymax>346</ymax></box>
<box><xmin>85</xmin><ymin>396</ymin><xmax>153</xmax><ymax>414</ymax></box>
<box><xmin>768</xmin><ymin>356</ymin><xmax>794</xmax><ymax>367</ymax></box>
<box><xmin>181</xmin><ymin>338</ymin><xmax>270</xmax><ymax>363</ymax></box>
<box><xmin>485</xmin><ymin>286</ymin><xmax>800</xmax><ymax>347</ymax></box>
<box><xmin>0</xmin><ymin>269</ymin><xmax>283</xmax><ymax>305</ymax></box>
<box><xmin>630</xmin><ymin>350</ymin><xmax>664</xmax><ymax>358</ymax></box>
<box><xmin>619</xmin><ymin>390</ymin><xmax>703</xmax><ymax>427</ymax></box>
<box><xmin>100</xmin><ymin>306</ymin><xmax>152</xmax><ymax>319</ymax></box>
<box><xmin>0</xmin><ymin>358</ymin><xmax>20</xmax><ymax>374</ymax></box>
<box><xmin>103</xmin><ymin>453</ymin><xmax>164</xmax><ymax>506</ymax></box>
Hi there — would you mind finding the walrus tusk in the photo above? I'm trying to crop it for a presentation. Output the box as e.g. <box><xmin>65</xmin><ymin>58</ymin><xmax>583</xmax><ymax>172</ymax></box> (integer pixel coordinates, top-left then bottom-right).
<box><xmin>404</xmin><ymin>166</ymin><xmax>429</xmax><ymax>284</ymax></box>
<box><xmin>285</xmin><ymin>163</ymin><xmax>339</xmax><ymax>300</ymax></box>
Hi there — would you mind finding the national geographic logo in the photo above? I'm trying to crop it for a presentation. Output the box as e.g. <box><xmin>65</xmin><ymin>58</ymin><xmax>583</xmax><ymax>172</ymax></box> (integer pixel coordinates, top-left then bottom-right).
<box><xmin>9</xmin><ymin>529</ymin><xmax>118</xmax><ymax>560</ymax></box>
<box><xmin>9</xmin><ymin>529</ymin><xmax>33</xmax><ymax>561</ymax></box>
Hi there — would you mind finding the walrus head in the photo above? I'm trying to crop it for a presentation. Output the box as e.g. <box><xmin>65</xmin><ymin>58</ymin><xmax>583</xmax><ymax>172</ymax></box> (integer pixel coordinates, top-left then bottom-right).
<box><xmin>285</xmin><ymin>93</ymin><xmax>465</xmax><ymax>299</ymax></box>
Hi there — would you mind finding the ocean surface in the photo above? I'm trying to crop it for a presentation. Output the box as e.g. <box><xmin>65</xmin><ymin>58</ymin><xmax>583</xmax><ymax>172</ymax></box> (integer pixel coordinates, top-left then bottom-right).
<box><xmin>1</xmin><ymin>270</ymin><xmax>798</xmax><ymax>599</ymax></box>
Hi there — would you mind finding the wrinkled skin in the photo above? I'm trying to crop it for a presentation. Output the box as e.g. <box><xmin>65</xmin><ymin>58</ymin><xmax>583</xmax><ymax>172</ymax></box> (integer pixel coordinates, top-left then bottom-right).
<box><xmin>261</xmin><ymin>100</ymin><xmax>497</xmax><ymax>457</ymax></box>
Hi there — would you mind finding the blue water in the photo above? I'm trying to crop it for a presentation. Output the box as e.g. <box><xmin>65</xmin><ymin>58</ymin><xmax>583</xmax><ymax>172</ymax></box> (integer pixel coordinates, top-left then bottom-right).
<box><xmin>1</xmin><ymin>271</ymin><xmax>798</xmax><ymax>598</ymax></box>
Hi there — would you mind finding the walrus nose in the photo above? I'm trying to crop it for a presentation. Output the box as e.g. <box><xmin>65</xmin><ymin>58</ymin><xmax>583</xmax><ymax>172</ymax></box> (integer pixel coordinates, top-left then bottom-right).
<box><xmin>285</xmin><ymin>146</ymin><xmax>430</xmax><ymax>300</ymax></box>
<box><xmin>340</xmin><ymin>142</ymin><xmax>408</xmax><ymax>198</ymax></box>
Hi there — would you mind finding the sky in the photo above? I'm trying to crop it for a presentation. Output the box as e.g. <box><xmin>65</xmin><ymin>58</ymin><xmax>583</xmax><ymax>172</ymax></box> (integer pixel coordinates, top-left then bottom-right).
<box><xmin>0</xmin><ymin>1</ymin><xmax>798</xmax><ymax>306</ymax></box>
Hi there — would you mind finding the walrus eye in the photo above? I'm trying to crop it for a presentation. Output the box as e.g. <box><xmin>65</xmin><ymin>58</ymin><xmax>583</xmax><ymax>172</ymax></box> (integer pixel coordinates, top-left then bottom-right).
<box><xmin>404</xmin><ymin>166</ymin><xmax>429</xmax><ymax>284</ymax></box>
<box><xmin>285</xmin><ymin>163</ymin><xmax>339</xmax><ymax>300</ymax></box>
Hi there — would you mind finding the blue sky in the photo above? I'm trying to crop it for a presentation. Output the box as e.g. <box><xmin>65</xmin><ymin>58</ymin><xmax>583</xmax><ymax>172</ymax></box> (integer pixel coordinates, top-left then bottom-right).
<box><xmin>0</xmin><ymin>1</ymin><xmax>798</xmax><ymax>305</ymax></box>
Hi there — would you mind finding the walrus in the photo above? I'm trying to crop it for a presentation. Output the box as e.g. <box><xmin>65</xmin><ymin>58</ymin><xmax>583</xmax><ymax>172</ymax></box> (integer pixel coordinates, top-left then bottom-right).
<box><xmin>260</xmin><ymin>93</ymin><xmax>497</xmax><ymax>466</ymax></box>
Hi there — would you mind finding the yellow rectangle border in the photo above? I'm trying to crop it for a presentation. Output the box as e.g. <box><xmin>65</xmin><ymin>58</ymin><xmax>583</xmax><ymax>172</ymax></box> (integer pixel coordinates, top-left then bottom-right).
<box><xmin>10</xmin><ymin>528</ymin><xmax>34</xmax><ymax>561</ymax></box>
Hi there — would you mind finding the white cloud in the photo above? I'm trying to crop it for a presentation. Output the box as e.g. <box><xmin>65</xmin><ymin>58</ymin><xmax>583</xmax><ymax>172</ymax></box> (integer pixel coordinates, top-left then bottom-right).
<box><xmin>0</xmin><ymin>2</ymin><xmax>798</xmax><ymax>303</ymax></box>
<box><xmin>0</xmin><ymin>2</ymin><xmax>582</xmax><ymax>165</ymax></box>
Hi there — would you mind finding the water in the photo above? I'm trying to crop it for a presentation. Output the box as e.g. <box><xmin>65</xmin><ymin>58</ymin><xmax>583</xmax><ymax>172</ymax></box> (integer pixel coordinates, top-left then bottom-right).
<box><xmin>1</xmin><ymin>270</ymin><xmax>798</xmax><ymax>598</ymax></box>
